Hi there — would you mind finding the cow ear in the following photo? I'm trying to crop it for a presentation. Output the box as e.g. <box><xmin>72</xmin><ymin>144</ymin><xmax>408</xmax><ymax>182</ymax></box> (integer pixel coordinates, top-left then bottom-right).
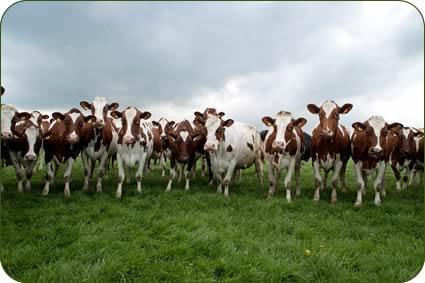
<box><xmin>192</xmin><ymin>133</ymin><xmax>201</xmax><ymax>142</ymax></box>
<box><xmin>167</xmin><ymin>132</ymin><xmax>177</xmax><ymax>141</ymax></box>
<box><xmin>218</xmin><ymin>112</ymin><xmax>225</xmax><ymax>118</ymax></box>
<box><xmin>84</xmin><ymin>115</ymin><xmax>96</xmax><ymax>123</ymax></box>
<box><xmin>262</xmin><ymin>116</ymin><xmax>275</xmax><ymax>127</ymax></box>
<box><xmin>16</xmin><ymin>112</ymin><xmax>31</xmax><ymax>121</ymax></box>
<box><xmin>52</xmin><ymin>112</ymin><xmax>65</xmax><ymax>121</ymax></box>
<box><xmin>223</xmin><ymin>119</ymin><xmax>234</xmax><ymax>128</ymax></box>
<box><xmin>110</xmin><ymin>111</ymin><xmax>122</xmax><ymax>119</ymax></box>
<box><xmin>352</xmin><ymin>122</ymin><xmax>367</xmax><ymax>131</ymax></box>
<box><xmin>388</xmin><ymin>122</ymin><xmax>403</xmax><ymax>133</ymax></box>
<box><xmin>42</xmin><ymin>114</ymin><xmax>50</xmax><ymax>120</ymax></box>
<box><xmin>193</xmin><ymin>118</ymin><xmax>204</xmax><ymax>127</ymax></box>
<box><xmin>152</xmin><ymin>121</ymin><xmax>159</xmax><ymax>127</ymax></box>
<box><xmin>141</xmin><ymin>111</ymin><xmax>151</xmax><ymax>120</ymax></box>
<box><xmin>307</xmin><ymin>104</ymin><xmax>320</xmax><ymax>114</ymax></box>
<box><xmin>168</xmin><ymin>121</ymin><xmax>175</xmax><ymax>128</ymax></box>
<box><xmin>194</xmin><ymin>111</ymin><xmax>203</xmax><ymax>118</ymax></box>
<box><xmin>339</xmin><ymin>103</ymin><xmax>353</xmax><ymax>114</ymax></box>
<box><xmin>80</xmin><ymin>101</ymin><xmax>91</xmax><ymax>110</ymax></box>
<box><xmin>108</xmin><ymin>103</ymin><xmax>119</xmax><ymax>111</ymax></box>
<box><xmin>293</xmin><ymin>117</ymin><xmax>307</xmax><ymax>128</ymax></box>
<box><xmin>414</xmin><ymin>131</ymin><xmax>424</xmax><ymax>138</ymax></box>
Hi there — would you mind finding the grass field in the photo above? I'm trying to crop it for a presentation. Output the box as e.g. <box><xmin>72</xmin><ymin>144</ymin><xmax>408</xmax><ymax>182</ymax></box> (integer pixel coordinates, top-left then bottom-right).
<box><xmin>0</xmin><ymin>159</ymin><xmax>423</xmax><ymax>282</ymax></box>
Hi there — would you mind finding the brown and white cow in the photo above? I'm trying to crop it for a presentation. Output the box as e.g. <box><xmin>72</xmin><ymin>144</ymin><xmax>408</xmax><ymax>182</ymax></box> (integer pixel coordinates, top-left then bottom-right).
<box><xmin>410</xmin><ymin>128</ymin><xmax>424</xmax><ymax>184</ymax></box>
<box><xmin>111</xmin><ymin>107</ymin><xmax>153</xmax><ymax>199</ymax></box>
<box><xmin>387</xmin><ymin>126</ymin><xmax>417</xmax><ymax>191</ymax></box>
<box><xmin>262</xmin><ymin>111</ymin><xmax>307</xmax><ymax>202</ymax></box>
<box><xmin>307</xmin><ymin>100</ymin><xmax>352</xmax><ymax>203</ymax></box>
<box><xmin>194</xmin><ymin>111</ymin><xmax>263</xmax><ymax>197</ymax></box>
<box><xmin>165</xmin><ymin>120</ymin><xmax>201</xmax><ymax>191</ymax></box>
<box><xmin>351</xmin><ymin>116</ymin><xmax>403</xmax><ymax>206</ymax></box>
<box><xmin>42</xmin><ymin>108</ymin><xmax>95</xmax><ymax>197</ymax></box>
<box><xmin>80</xmin><ymin>97</ymin><xmax>119</xmax><ymax>192</ymax></box>
<box><xmin>151</xmin><ymin>118</ymin><xmax>175</xmax><ymax>177</ymax></box>
<box><xmin>28</xmin><ymin>111</ymin><xmax>50</xmax><ymax>171</ymax></box>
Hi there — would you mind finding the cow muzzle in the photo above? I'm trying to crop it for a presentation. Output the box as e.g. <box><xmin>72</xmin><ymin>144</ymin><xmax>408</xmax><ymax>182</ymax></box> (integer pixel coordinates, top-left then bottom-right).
<box><xmin>204</xmin><ymin>143</ymin><xmax>217</xmax><ymax>152</ymax></box>
<box><xmin>24</xmin><ymin>154</ymin><xmax>37</xmax><ymax>162</ymax></box>
<box><xmin>1</xmin><ymin>131</ymin><xmax>12</xmax><ymax>140</ymax></box>
<box><xmin>123</xmin><ymin>135</ymin><xmax>135</xmax><ymax>145</ymax></box>
<box><xmin>93</xmin><ymin>120</ymin><xmax>105</xmax><ymax>129</ymax></box>
<box><xmin>272</xmin><ymin>140</ymin><xmax>285</xmax><ymax>150</ymax></box>
<box><xmin>401</xmin><ymin>148</ymin><xmax>411</xmax><ymax>157</ymax></box>
<box><xmin>369</xmin><ymin>147</ymin><xmax>383</xmax><ymax>158</ymax></box>
<box><xmin>67</xmin><ymin>132</ymin><xmax>79</xmax><ymax>144</ymax></box>
<box><xmin>321</xmin><ymin>128</ymin><xmax>334</xmax><ymax>138</ymax></box>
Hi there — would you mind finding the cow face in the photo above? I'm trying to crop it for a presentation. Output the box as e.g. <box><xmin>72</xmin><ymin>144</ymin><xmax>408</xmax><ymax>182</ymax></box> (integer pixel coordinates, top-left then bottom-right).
<box><xmin>1</xmin><ymin>104</ymin><xmax>17</xmax><ymax>140</ymax></box>
<box><xmin>307</xmin><ymin>100</ymin><xmax>352</xmax><ymax>139</ymax></box>
<box><xmin>111</xmin><ymin>107</ymin><xmax>151</xmax><ymax>145</ymax></box>
<box><xmin>352</xmin><ymin>116</ymin><xmax>402</xmax><ymax>158</ymax></box>
<box><xmin>390</xmin><ymin>127</ymin><xmax>416</xmax><ymax>158</ymax></box>
<box><xmin>262</xmin><ymin>111</ymin><xmax>306</xmax><ymax>153</ymax></box>
<box><xmin>52</xmin><ymin>109</ymin><xmax>95</xmax><ymax>144</ymax></box>
<box><xmin>202</xmin><ymin>113</ymin><xmax>234</xmax><ymax>152</ymax></box>
<box><xmin>153</xmin><ymin>118</ymin><xmax>175</xmax><ymax>140</ymax></box>
<box><xmin>13</xmin><ymin>114</ymin><xmax>42</xmax><ymax>161</ymax></box>
<box><xmin>29</xmin><ymin>111</ymin><xmax>49</xmax><ymax>129</ymax></box>
<box><xmin>80</xmin><ymin>97</ymin><xmax>119</xmax><ymax>129</ymax></box>
<box><xmin>168</xmin><ymin>120</ymin><xmax>199</xmax><ymax>163</ymax></box>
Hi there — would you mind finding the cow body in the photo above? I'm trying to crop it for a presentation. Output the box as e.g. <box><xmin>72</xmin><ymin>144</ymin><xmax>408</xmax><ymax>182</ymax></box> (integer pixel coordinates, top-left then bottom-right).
<box><xmin>307</xmin><ymin>101</ymin><xmax>352</xmax><ymax>203</ymax></box>
<box><xmin>111</xmin><ymin>107</ymin><xmax>153</xmax><ymax>199</ymax></box>
<box><xmin>195</xmin><ymin>112</ymin><xmax>263</xmax><ymax>197</ymax></box>
<box><xmin>80</xmin><ymin>97</ymin><xmax>119</xmax><ymax>192</ymax></box>
<box><xmin>351</xmin><ymin>116</ymin><xmax>403</xmax><ymax>206</ymax></box>
<box><xmin>262</xmin><ymin>111</ymin><xmax>307</xmax><ymax>202</ymax></box>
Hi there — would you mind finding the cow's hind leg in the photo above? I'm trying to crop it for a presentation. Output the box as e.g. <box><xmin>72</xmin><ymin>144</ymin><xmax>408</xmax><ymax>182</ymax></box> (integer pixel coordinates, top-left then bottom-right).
<box><xmin>284</xmin><ymin>157</ymin><xmax>296</xmax><ymax>203</ymax></box>
<box><xmin>374</xmin><ymin>161</ymin><xmax>386</xmax><ymax>206</ymax></box>
<box><xmin>391</xmin><ymin>165</ymin><xmax>402</xmax><ymax>192</ymax></box>
<box><xmin>267</xmin><ymin>159</ymin><xmax>276</xmax><ymax>199</ymax></box>
<box><xmin>254</xmin><ymin>155</ymin><xmax>264</xmax><ymax>185</ymax></box>
<box><xmin>295</xmin><ymin>160</ymin><xmax>302</xmax><ymax>196</ymax></box>
<box><xmin>223</xmin><ymin>160</ymin><xmax>237</xmax><ymax>198</ymax></box>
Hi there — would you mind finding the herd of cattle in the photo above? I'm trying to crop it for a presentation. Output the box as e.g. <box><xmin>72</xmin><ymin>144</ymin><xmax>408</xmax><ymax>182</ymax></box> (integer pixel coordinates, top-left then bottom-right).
<box><xmin>1</xmin><ymin>86</ymin><xmax>423</xmax><ymax>207</ymax></box>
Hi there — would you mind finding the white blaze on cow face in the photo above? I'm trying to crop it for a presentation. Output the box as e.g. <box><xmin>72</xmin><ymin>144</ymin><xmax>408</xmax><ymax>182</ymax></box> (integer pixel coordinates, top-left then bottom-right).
<box><xmin>158</xmin><ymin>118</ymin><xmax>168</xmax><ymax>137</ymax></box>
<box><xmin>1</xmin><ymin>104</ymin><xmax>17</xmax><ymax>138</ymax></box>
<box><xmin>180</xmin><ymin>130</ymin><xmax>189</xmax><ymax>142</ymax></box>
<box><xmin>273</xmin><ymin>112</ymin><xmax>293</xmax><ymax>150</ymax></box>
<box><xmin>24</xmin><ymin>125</ymin><xmax>39</xmax><ymax>161</ymax></box>
<box><xmin>402</xmin><ymin>128</ymin><xmax>411</xmax><ymax>139</ymax></box>
<box><xmin>368</xmin><ymin>116</ymin><xmax>386</xmax><ymax>152</ymax></box>
<box><xmin>322</xmin><ymin>100</ymin><xmax>337</xmax><ymax>119</ymax></box>
<box><xmin>68</xmin><ymin>112</ymin><xmax>81</xmax><ymax>142</ymax></box>
<box><xmin>30</xmin><ymin>112</ymin><xmax>41</xmax><ymax>127</ymax></box>
<box><xmin>93</xmin><ymin>97</ymin><xmax>107</xmax><ymax>127</ymax></box>
<box><xmin>204</xmin><ymin>114</ymin><xmax>221</xmax><ymax>151</ymax></box>
<box><xmin>123</xmin><ymin>107</ymin><xmax>137</xmax><ymax>144</ymax></box>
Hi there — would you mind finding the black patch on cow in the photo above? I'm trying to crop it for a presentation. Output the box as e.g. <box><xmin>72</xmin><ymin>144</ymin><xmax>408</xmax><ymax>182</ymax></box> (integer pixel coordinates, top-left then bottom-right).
<box><xmin>94</xmin><ymin>129</ymin><xmax>102</xmax><ymax>152</ymax></box>
<box><xmin>274</xmin><ymin>154</ymin><xmax>279</xmax><ymax>163</ymax></box>
<box><xmin>247</xmin><ymin>142</ymin><xmax>254</xmax><ymax>151</ymax></box>
<box><xmin>227</xmin><ymin>145</ymin><xmax>233</xmax><ymax>152</ymax></box>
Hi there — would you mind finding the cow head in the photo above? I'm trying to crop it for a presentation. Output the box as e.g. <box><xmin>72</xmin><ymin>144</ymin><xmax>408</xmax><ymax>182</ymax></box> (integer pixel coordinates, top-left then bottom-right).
<box><xmin>262</xmin><ymin>111</ymin><xmax>307</xmax><ymax>153</ymax></box>
<box><xmin>52</xmin><ymin>108</ymin><xmax>95</xmax><ymax>144</ymax></box>
<box><xmin>13</xmin><ymin>112</ymin><xmax>42</xmax><ymax>161</ymax></box>
<box><xmin>111</xmin><ymin>107</ymin><xmax>151</xmax><ymax>145</ymax></box>
<box><xmin>80</xmin><ymin>97</ymin><xmax>119</xmax><ymax>129</ymax></box>
<box><xmin>152</xmin><ymin>118</ymin><xmax>175</xmax><ymax>140</ymax></box>
<box><xmin>388</xmin><ymin>126</ymin><xmax>416</xmax><ymax>158</ymax></box>
<box><xmin>167</xmin><ymin>120</ymin><xmax>200</xmax><ymax>162</ymax></box>
<box><xmin>195</xmin><ymin>112</ymin><xmax>233</xmax><ymax>152</ymax></box>
<box><xmin>352</xmin><ymin>116</ymin><xmax>403</xmax><ymax>158</ymax></box>
<box><xmin>1</xmin><ymin>104</ymin><xmax>18</xmax><ymax>140</ymax></box>
<box><xmin>307</xmin><ymin>100</ymin><xmax>352</xmax><ymax>139</ymax></box>
<box><xmin>29</xmin><ymin>111</ymin><xmax>49</xmax><ymax>128</ymax></box>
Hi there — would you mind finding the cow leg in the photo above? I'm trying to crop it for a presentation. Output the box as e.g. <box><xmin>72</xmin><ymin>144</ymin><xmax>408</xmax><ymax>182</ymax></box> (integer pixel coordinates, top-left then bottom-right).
<box><xmin>191</xmin><ymin>159</ymin><xmax>196</xmax><ymax>180</ymax></box>
<box><xmin>391</xmin><ymin>164</ymin><xmax>402</xmax><ymax>191</ymax></box>
<box><xmin>267</xmin><ymin>158</ymin><xmax>276</xmax><ymax>199</ymax></box>
<box><xmin>96</xmin><ymin>153</ymin><xmax>109</xmax><ymax>193</ymax></box>
<box><xmin>223</xmin><ymin>160</ymin><xmax>237</xmax><ymax>198</ymax></box>
<box><xmin>254</xmin><ymin>155</ymin><xmax>264</xmax><ymax>185</ymax></box>
<box><xmin>284</xmin><ymin>157</ymin><xmax>296</xmax><ymax>203</ymax></box>
<box><xmin>81</xmin><ymin>152</ymin><xmax>91</xmax><ymax>192</ymax></box>
<box><xmin>9</xmin><ymin>151</ymin><xmax>24</xmax><ymax>192</ymax></box>
<box><xmin>42</xmin><ymin>161</ymin><xmax>54</xmax><ymax>195</ymax></box>
<box><xmin>373</xmin><ymin>161</ymin><xmax>386</xmax><ymax>206</ymax></box>
<box><xmin>201</xmin><ymin>157</ymin><xmax>206</xmax><ymax>177</ymax></box>
<box><xmin>160</xmin><ymin>153</ymin><xmax>166</xmax><ymax>177</ymax></box>
<box><xmin>126</xmin><ymin>166</ymin><xmax>132</xmax><ymax>184</ymax></box>
<box><xmin>331</xmin><ymin>160</ymin><xmax>343</xmax><ymax>203</ymax></box>
<box><xmin>354</xmin><ymin>162</ymin><xmax>365</xmax><ymax>207</ymax></box>
<box><xmin>235</xmin><ymin>169</ymin><xmax>242</xmax><ymax>182</ymax></box>
<box><xmin>380</xmin><ymin>164</ymin><xmax>387</xmax><ymax>197</ymax></box>
<box><xmin>361</xmin><ymin>170</ymin><xmax>368</xmax><ymax>196</ymax></box>
<box><xmin>25</xmin><ymin>161</ymin><xmax>36</xmax><ymax>192</ymax></box>
<box><xmin>322</xmin><ymin>170</ymin><xmax>328</xmax><ymax>191</ymax></box>
<box><xmin>313</xmin><ymin>159</ymin><xmax>322</xmax><ymax>201</ymax></box>
<box><xmin>116</xmin><ymin>155</ymin><xmax>125</xmax><ymax>199</ymax></box>
<box><xmin>340</xmin><ymin>160</ymin><xmax>348</xmax><ymax>192</ymax></box>
<box><xmin>295</xmin><ymin>161</ymin><xmax>301</xmax><ymax>196</ymax></box>
<box><xmin>166</xmin><ymin>159</ymin><xmax>176</xmax><ymax>192</ymax></box>
<box><xmin>177</xmin><ymin>164</ymin><xmax>183</xmax><ymax>183</ymax></box>
<box><xmin>63</xmin><ymin>158</ymin><xmax>75</xmax><ymax>197</ymax></box>
<box><xmin>403</xmin><ymin>164</ymin><xmax>415</xmax><ymax>190</ymax></box>
<box><xmin>135</xmin><ymin>153</ymin><xmax>147</xmax><ymax>194</ymax></box>
<box><xmin>38</xmin><ymin>147</ymin><xmax>44</xmax><ymax>171</ymax></box>
<box><xmin>185</xmin><ymin>159</ymin><xmax>195</xmax><ymax>191</ymax></box>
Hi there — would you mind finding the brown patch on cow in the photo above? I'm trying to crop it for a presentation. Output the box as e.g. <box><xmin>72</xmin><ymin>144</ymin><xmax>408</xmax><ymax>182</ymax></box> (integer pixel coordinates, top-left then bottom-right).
<box><xmin>247</xmin><ymin>142</ymin><xmax>254</xmax><ymax>151</ymax></box>
<box><xmin>227</xmin><ymin>145</ymin><xmax>233</xmax><ymax>152</ymax></box>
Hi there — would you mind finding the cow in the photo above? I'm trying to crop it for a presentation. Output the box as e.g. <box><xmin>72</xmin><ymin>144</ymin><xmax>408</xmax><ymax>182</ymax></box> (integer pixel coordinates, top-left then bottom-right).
<box><xmin>307</xmin><ymin>100</ymin><xmax>352</xmax><ymax>203</ymax></box>
<box><xmin>7</xmin><ymin>112</ymin><xmax>44</xmax><ymax>192</ymax></box>
<box><xmin>194</xmin><ymin>111</ymin><xmax>263</xmax><ymax>197</ymax></box>
<box><xmin>42</xmin><ymin>108</ymin><xmax>95</xmax><ymax>197</ymax></box>
<box><xmin>165</xmin><ymin>120</ymin><xmax>201</xmax><ymax>191</ymax></box>
<box><xmin>80</xmin><ymin>97</ymin><xmax>119</xmax><ymax>192</ymax></box>
<box><xmin>111</xmin><ymin>107</ymin><xmax>153</xmax><ymax>199</ymax></box>
<box><xmin>151</xmin><ymin>118</ymin><xmax>175</xmax><ymax>177</ymax></box>
<box><xmin>410</xmin><ymin>128</ymin><xmax>424</xmax><ymax>184</ymax></box>
<box><xmin>387</xmin><ymin>126</ymin><xmax>417</xmax><ymax>191</ymax></box>
<box><xmin>262</xmin><ymin>111</ymin><xmax>307</xmax><ymax>202</ymax></box>
<box><xmin>27</xmin><ymin>111</ymin><xmax>50</xmax><ymax>171</ymax></box>
<box><xmin>351</xmin><ymin>116</ymin><xmax>403</xmax><ymax>206</ymax></box>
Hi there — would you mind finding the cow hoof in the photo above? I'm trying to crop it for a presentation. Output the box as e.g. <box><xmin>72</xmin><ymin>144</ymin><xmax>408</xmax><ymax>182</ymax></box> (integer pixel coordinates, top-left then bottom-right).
<box><xmin>96</xmin><ymin>185</ymin><xmax>102</xmax><ymax>193</ymax></box>
<box><xmin>82</xmin><ymin>187</ymin><xmax>89</xmax><ymax>192</ymax></box>
<box><xmin>286</xmin><ymin>198</ymin><xmax>292</xmax><ymax>203</ymax></box>
<box><xmin>116</xmin><ymin>193</ymin><xmax>122</xmax><ymax>199</ymax></box>
<box><xmin>331</xmin><ymin>198</ymin><xmax>337</xmax><ymax>204</ymax></box>
<box><xmin>354</xmin><ymin>202</ymin><xmax>362</xmax><ymax>208</ymax></box>
<box><xmin>375</xmin><ymin>201</ymin><xmax>381</xmax><ymax>207</ymax></box>
<box><xmin>295</xmin><ymin>190</ymin><xmax>301</xmax><ymax>196</ymax></box>
<box><xmin>42</xmin><ymin>189</ymin><xmax>49</xmax><ymax>196</ymax></box>
<box><xmin>224</xmin><ymin>193</ymin><xmax>230</xmax><ymax>198</ymax></box>
<box><xmin>165</xmin><ymin>188</ymin><xmax>171</xmax><ymax>192</ymax></box>
<box><xmin>267</xmin><ymin>195</ymin><xmax>272</xmax><ymax>200</ymax></box>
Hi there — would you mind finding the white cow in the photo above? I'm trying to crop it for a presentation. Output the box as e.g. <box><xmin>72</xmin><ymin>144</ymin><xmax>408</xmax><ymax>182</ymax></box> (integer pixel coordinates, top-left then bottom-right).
<box><xmin>195</xmin><ymin>112</ymin><xmax>263</xmax><ymax>197</ymax></box>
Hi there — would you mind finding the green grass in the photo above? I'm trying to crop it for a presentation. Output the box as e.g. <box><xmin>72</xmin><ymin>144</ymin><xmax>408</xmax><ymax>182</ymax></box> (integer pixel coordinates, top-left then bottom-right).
<box><xmin>1</xmin><ymin>159</ymin><xmax>423</xmax><ymax>282</ymax></box>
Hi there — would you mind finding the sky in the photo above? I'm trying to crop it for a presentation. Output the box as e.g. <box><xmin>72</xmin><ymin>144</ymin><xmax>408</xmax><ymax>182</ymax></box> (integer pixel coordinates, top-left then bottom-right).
<box><xmin>1</xmin><ymin>1</ymin><xmax>423</xmax><ymax>133</ymax></box>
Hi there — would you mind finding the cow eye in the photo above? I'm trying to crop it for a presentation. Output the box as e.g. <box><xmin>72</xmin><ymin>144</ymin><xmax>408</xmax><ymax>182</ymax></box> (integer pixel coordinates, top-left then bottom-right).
<box><xmin>335</xmin><ymin>114</ymin><xmax>340</xmax><ymax>119</ymax></box>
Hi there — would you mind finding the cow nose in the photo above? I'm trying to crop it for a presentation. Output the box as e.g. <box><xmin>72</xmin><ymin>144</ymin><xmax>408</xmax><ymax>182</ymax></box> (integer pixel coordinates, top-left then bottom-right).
<box><xmin>180</xmin><ymin>155</ymin><xmax>189</xmax><ymax>161</ymax></box>
<box><xmin>321</xmin><ymin>128</ymin><xmax>334</xmax><ymax>137</ymax></box>
<box><xmin>372</xmin><ymin>148</ymin><xmax>383</xmax><ymax>154</ymax></box>
<box><xmin>24</xmin><ymin>154</ymin><xmax>37</xmax><ymax>161</ymax></box>
<box><xmin>1</xmin><ymin>131</ymin><xmax>12</xmax><ymax>139</ymax></box>
<box><xmin>401</xmin><ymin>149</ymin><xmax>410</xmax><ymax>155</ymax></box>
<box><xmin>123</xmin><ymin>136</ymin><xmax>135</xmax><ymax>145</ymax></box>
<box><xmin>272</xmin><ymin>140</ymin><xmax>284</xmax><ymax>148</ymax></box>
<box><xmin>204</xmin><ymin>143</ymin><xmax>217</xmax><ymax>152</ymax></box>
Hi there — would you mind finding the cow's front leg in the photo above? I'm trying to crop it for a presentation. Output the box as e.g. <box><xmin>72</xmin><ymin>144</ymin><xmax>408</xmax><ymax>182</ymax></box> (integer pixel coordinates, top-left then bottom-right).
<box><xmin>160</xmin><ymin>152</ymin><xmax>166</xmax><ymax>177</ymax></box>
<box><xmin>354</xmin><ymin>162</ymin><xmax>365</xmax><ymax>207</ymax></box>
<box><xmin>42</xmin><ymin>161</ymin><xmax>54</xmax><ymax>195</ymax></box>
<box><xmin>81</xmin><ymin>152</ymin><xmax>91</xmax><ymax>192</ymax></box>
<box><xmin>254</xmin><ymin>154</ymin><xmax>263</xmax><ymax>185</ymax></box>
<box><xmin>403</xmin><ymin>163</ymin><xmax>415</xmax><ymax>190</ymax></box>
<box><xmin>185</xmin><ymin>158</ymin><xmax>195</xmax><ymax>191</ymax></box>
<box><xmin>116</xmin><ymin>154</ymin><xmax>125</xmax><ymax>199</ymax></box>
<box><xmin>340</xmin><ymin>160</ymin><xmax>348</xmax><ymax>192</ymax></box>
<box><xmin>177</xmin><ymin>164</ymin><xmax>183</xmax><ymax>183</ymax></box>
<box><xmin>380</xmin><ymin>164</ymin><xmax>387</xmax><ymax>197</ymax></box>
<box><xmin>136</xmin><ymin>153</ymin><xmax>147</xmax><ymax>194</ymax></box>
<box><xmin>331</xmin><ymin>160</ymin><xmax>343</xmax><ymax>203</ymax></box>
<box><xmin>284</xmin><ymin>157</ymin><xmax>296</xmax><ymax>203</ymax></box>
<box><xmin>25</xmin><ymin>161</ymin><xmax>37</xmax><ymax>191</ymax></box>
<box><xmin>166</xmin><ymin>158</ymin><xmax>176</xmax><ymax>192</ymax></box>
<box><xmin>267</xmin><ymin>158</ymin><xmax>275</xmax><ymax>199</ymax></box>
<box><xmin>96</xmin><ymin>153</ymin><xmax>109</xmax><ymax>192</ymax></box>
<box><xmin>201</xmin><ymin>157</ymin><xmax>206</xmax><ymax>177</ymax></box>
<box><xmin>223</xmin><ymin>159</ymin><xmax>237</xmax><ymax>198</ymax></box>
<box><xmin>10</xmin><ymin>153</ymin><xmax>24</xmax><ymax>192</ymax></box>
<box><xmin>63</xmin><ymin>158</ymin><xmax>75</xmax><ymax>197</ymax></box>
<box><xmin>391</xmin><ymin>164</ymin><xmax>402</xmax><ymax>192</ymax></box>
<box><xmin>313</xmin><ymin>159</ymin><xmax>322</xmax><ymax>201</ymax></box>
<box><xmin>295</xmin><ymin>160</ymin><xmax>301</xmax><ymax>196</ymax></box>
<box><xmin>373</xmin><ymin>161</ymin><xmax>386</xmax><ymax>206</ymax></box>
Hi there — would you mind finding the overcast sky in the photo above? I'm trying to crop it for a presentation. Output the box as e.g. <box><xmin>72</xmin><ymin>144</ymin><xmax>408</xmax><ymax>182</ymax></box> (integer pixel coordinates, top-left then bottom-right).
<box><xmin>1</xmin><ymin>1</ymin><xmax>423</xmax><ymax>133</ymax></box>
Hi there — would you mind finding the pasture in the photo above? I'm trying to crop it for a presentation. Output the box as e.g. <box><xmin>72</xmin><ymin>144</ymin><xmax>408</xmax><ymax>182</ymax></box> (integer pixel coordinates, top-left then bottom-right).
<box><xmin>0</xmin><ymin>159</ymin><xmax>423</xmax><ymax>282</ymax></box>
